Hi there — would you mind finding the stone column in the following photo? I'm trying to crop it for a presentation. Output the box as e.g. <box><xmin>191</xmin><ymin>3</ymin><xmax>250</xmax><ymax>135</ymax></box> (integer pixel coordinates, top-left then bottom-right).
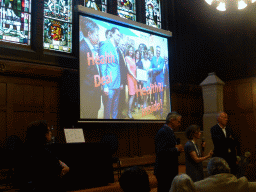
<box><xmin>200</xmin><ymin>72</ymin><xmax>225</xmax><ymax>157</ymax></box>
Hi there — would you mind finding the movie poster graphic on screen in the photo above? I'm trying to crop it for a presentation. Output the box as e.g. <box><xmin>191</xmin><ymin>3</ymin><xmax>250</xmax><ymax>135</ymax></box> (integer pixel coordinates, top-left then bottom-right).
<box><xmin>79</xmin><ymin>15</ymin><xmax>171</xmax><ymax>120</ymax></box>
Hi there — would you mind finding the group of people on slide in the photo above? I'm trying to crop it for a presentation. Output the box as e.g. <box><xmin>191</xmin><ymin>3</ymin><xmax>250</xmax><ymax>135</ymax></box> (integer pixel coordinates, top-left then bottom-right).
<box><xmin>80</xmin><ymin>17</ymin><xmax>168</xmax><ymax>119</ymax></box>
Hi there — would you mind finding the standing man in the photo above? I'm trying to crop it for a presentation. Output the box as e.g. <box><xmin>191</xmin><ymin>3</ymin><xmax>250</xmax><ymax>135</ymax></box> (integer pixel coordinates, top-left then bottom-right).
<box><xmin>149</xmin><ymin>46</ymin><xmax>165</xmax><ymax>118</ymax></box>
<box><xmin>117</xmin><ymin>38</ymin><xmax>128</xmax><ymax>119</ymax></box>
<box><xmin>210</xmin><ymin>112</ymin><xmax>237</xmax><ymax>175</ymax></box>
<box><xmin>154</xmin><ymin>112</ymin><xmax>184</xmax><ymax>192</ymax></box>
<box><xmin>99</xmin><ymin>27</ymin><xmax>122</xmax><ymax>119</ymax></box>
<box><xmin>80</xmin><ymin>17</ymin><xmax>101</xmax><ymax>119</ymax></box>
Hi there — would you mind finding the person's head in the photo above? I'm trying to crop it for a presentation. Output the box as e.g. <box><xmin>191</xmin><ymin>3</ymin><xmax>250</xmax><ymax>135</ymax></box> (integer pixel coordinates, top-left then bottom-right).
<box><xmin>135</xmin><ymin>49</ymin><xmax>141</xmax><ymax>61</ymax></box>
<box><xmin>166</xmin><ymin>112</ymin><xmax>182</xmax><ymax>131</ymax></box>
<box><xmin>119</xmin><ymin>166</ymin><xmax>150</xmax><ymax>192</ymax></box>
<box><xmin>156</xmin><ymin>46</ymin><xmax>161</xmax><ymax>57</ymax></box>
<box><xmin>170</xmin><ymin>174</ymin><xmax>196</xmax><ymax>192</ymax></box>
<box><xmin>80</xmin><ymin>17</ymin><xmax>99</xmax><ymax>45</ymax></box>
<box><xmin>148</xmin><ymin>49</ymin><xmax>153</xmax><ymax>60</ymax></box>
<box><xmin>26</xmin><ymin>120</ymin><xmax>51</xmax><ymax>146</ymax></box>
<box><xmin>164</xmin><ymin>56</ymin><xmax>168</xmax><ymax>64</ymax></box>
<box><xmin>143</xmin><ymin>50</ymin><xmax>149</xmax><ymax>60</ymax></box>
<box><xmin>185</xmin><ymin>125</ymin><xmax>201</xmax><ymax>140</ymax></box>
<box><xmin>217</xmin><ymin>112</ymin><xmax>228</xmax><ymax>128</ymax></box>
<box><xmin>207</xmin><ymin>157</ymin><xmax>231</xmax><ymax>176</ymax></box>
<box><xmin>118</xmin><ymin>38</ymin><xmax>126</xmax><ymax>53</ymax></box>
<box><xmin>125</xmin><ymin>45</ymin><xmax>135</xmax><ymax>58</ymax></box>
<box><xmin>110</xmin><ymin>27</ymin><xmax>121</xmax><ymax>47</ymax></box>
<box><xmin>139</xmin><ymin>43</ymin><xmax>147</xmax><ymax>52</ymax></box>
<box><xmin>105</xmin><ymin>29</ymin><xmax>112</xmax><ymax>39</ymax></box>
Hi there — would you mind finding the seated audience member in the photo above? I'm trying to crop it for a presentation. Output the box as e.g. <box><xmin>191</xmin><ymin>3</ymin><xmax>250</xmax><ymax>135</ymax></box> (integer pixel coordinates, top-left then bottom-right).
<box><xmin>194</xmin><ymin>157</ymin><xmax>256</xmax><ymax>192</ymax></box>
<box><xmin>119</xmin><ymin>166</ymin><xmax>150</xmax><ymax>192</ymax></box>
<box><xmin>22</xmin><ymin>120</ymin><xmax>69</xmax><ymax>192</ymax></box>
<box><xmin>169</xmin><ymin>174</ymin><xmax>197</xmax><ymax>192</ymax></box>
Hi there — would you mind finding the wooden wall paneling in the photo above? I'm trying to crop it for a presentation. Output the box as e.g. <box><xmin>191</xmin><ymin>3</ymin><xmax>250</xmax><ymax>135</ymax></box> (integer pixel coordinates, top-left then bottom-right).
<box><xmin>0</xmin><ymin>83</ymin><xmax>7</xmax><ymax>147</ymax></box>
<box><xmin>128</xmin><ymin>124</ymin><xmax>139</xmax><ymax>157</ymax></box>
<box><xmin>0</xmin><ymin>83</ymin><xmax>6</xmax><ymax>107</ymax></box>
<box><xmin>224</xmin><ymin>83</ymin><xmax>239</xmax><ymax>113</ymax></box>
<box><xmin>114</xmin><ymin>125</ymin><xmax>132</xmax><ymax>158</ymax></box>
<box><xmin>236</xmin><ymin>82</ymin><xmax>253</xmax><ymax>111</ymax></box>
<box><xmin>6</xmin><ymin>83</ymin><xmax>15</xmax><ymax>140</ymax></box>
<box><xmin>137</xmin><ymin>123</ymin><xmax>161</xmax><ymax>156</ymax></box>
<box><xmin>44</xmin><ymin>86</ymin><xmax>59</xmax><ymax>114</ymax></box>
<box><xmin>102</xmin><ymin>124</ymin><xmax>131</xmax><ymax>158</ymax></box>
<box><xmin>82</xmin><ymin>125</ymin><xmax>104</xmax><ymax>143</ymax></box>
<box><xmin>0</xmin><ymin>112</ymin><xmax>6</xmax><ymax>148</ymax></box>
<box><xmin>252</xmin><ymin>80</ymin><xmax>256</xmax><ymax>110</ymax></box>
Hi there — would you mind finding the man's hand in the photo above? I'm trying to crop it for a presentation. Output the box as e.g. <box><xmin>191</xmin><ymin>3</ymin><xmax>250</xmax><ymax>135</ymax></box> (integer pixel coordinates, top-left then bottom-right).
<box><xmin>175</xmin><ymin>144</ymin><xmax>184</xmax><ymax>152</ymax></box>
<box><xmin>103</xmin><ymin>87</ymin><xmax>109</xmax><ymax>96</ymax></box>
<box><xmin>59</xmin><ymin>160</ymin><xmax>70</xmax><ymax>178</ymax></box>
<box><xmin>208</xmin><ymin>150</ymin><xmax>213</xmax><ymax>157</ymax></box>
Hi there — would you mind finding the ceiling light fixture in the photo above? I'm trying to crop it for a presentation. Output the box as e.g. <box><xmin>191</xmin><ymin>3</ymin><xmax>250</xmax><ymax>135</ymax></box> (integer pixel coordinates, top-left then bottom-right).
<box><xmin>205</xmin><ymin>0</ymin><xmax>255</xmax><ymax>11</ymax></box>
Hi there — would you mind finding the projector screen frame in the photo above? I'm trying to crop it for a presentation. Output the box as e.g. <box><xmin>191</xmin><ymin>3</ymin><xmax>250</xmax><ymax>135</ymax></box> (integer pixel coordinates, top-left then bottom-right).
<box><xmin>77</xmin><ymin>5</ymin><xmax>172</xmax><ymax>123</ymax></box>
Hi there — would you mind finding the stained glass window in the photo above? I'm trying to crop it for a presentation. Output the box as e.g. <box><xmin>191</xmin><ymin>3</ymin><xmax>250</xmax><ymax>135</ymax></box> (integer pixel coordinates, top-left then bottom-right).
<box><xmin>0</xmin><ymin>0</ymin><xmax>31</xmax><ymax>45</ymax></box>
<box><xmin>84</xmin><ymin>0</ymin><xmax>107</xmax><ymax>12</ymax></box>
<box><xmin>117</xmin><ymin>0</ymin><xmax>136</xmax><ymax>21</ymax></box>
<box><xmin>44</xmin><ymin>0</ymin><xmax>72</xmax><ymax>53</ymax></box>
<box><xmin>145</xmin><ymin>0</ymin><xmax>161</xmax><ymax>28</ymax></box>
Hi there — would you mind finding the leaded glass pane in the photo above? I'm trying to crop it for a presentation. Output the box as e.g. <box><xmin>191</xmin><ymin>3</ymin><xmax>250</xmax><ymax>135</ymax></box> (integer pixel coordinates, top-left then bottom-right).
<box><xmin>117</xmin><ymin>0</ymin><xmax>136</xmax><ymax>21</ymax></box>
<box><xmin>0</xmin><ymin>0</ymin><xmax>31</xmax><ymax>45</ymax></box>
<box><xmin>44</xmin><ymin>0</ymin><xmax>72</xmax><ymax>53</ymax></box>
<box><xmin>84</xmin><ymin>0</ymin><xmax>107</xmax><ymax>12</ymax></box>
<box><xmin>146</xmin><ymin>0</ymin><xmax>161</xmax><ymax>28</ymax></box>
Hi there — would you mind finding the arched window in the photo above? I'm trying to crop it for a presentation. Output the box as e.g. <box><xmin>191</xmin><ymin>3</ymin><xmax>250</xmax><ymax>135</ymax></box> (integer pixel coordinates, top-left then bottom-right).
<box><xmin>117</xmin><ymin>0</ymin><xmax>136</xmax><ymax>21</ymax></box>
<box><xmin>145</xmin><ymin>0</ymin><xmax>161</xmax><ymax>28</ymax></box>
<box><xmin>84</xmin><ymin>0</ymin><xmax>107</xmax><ymax>12</ymax></box>
<box><xmin>43</xmin><ymin>0</ymin><xmax>73</xmax><ymax>53</ymax></box>
<box><xmin>0</xmin><ymin>0</ymin><xmax>31</xmax><ymax>45</ymax></box>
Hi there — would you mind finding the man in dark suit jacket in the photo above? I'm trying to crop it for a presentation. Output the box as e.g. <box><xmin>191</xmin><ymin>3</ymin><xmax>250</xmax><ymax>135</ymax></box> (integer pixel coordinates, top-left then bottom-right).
<box><xmin>210</xmin><ymin>112</ymin><xmax>237</xmax><ymax>175</ymax></box>
<box><xmin>154</xmin><ymin>112</ymin><xmax>184</xmax><ymax>192</ymax></box>
<box><xmin>80</xmin><ymin>17</ymin><xmax>101</xmax><ymax>119</ymax></box>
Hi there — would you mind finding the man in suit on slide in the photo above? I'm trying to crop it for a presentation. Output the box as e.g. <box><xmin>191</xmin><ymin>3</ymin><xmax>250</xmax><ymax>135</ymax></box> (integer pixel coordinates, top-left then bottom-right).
<box><xmin>99</xmin><ymin>27</ymin><xmax>122</xmax><ymax>119</ymax></box>
<box><xmin>80</xmin><ymin>17</ymin><xmax>101</xmax><ymax>119</ymax></box>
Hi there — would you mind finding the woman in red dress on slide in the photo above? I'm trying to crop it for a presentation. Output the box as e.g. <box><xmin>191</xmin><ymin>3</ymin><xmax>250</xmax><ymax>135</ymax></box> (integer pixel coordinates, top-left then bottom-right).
<box><xmin>125</xmin><ymin>45</ymin><xmax>138</xmax><ymax>119</ymax></box>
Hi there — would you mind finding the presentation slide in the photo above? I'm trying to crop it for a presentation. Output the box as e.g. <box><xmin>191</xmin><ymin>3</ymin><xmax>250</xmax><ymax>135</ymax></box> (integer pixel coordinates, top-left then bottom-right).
<box><xmin>79</xmin><ymin>14</ymin><xmax>171</xmax><ymax>121</ymax></box>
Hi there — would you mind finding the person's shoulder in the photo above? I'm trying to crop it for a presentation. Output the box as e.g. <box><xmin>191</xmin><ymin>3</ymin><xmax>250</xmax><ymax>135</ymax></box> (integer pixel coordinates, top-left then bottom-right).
<box><xmin>210</xmin><ymin>124</ymin><xmax>219</xmax><ymax>130</ymax></box>
<box><xmin>184</xmin><ymin>140</ymin><xmax>192</xmax><ymax>147</ymax></box>
<box><xmin>99</xmin><ymin>40</ymin><xmax>110</xmax><ymax>48</ymax></box>
<box><xmin>80</xmin><ymin>39</ymin><xmax>89</xmax><ymax>50</ymax></box>
<box><xmin>156</xmin><ymin>125</ymin><xmax>169</xmax><ymax>133</ymax></box>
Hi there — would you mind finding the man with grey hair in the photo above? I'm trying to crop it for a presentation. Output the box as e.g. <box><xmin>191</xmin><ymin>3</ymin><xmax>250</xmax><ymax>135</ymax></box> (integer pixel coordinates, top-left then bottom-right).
<box><xmin>210</xmin><ymin>112</ymin><xmax>237</xmax><ymax>175</ymax></box>
<box><xmin>154</xmin><ymin>112</ymin><xmax>184</xmax><ymax>192</ymax></box>
<box><xmin>194</xmin><ymin>157</ymin><xmax>256</xmax><ymax>192</ymax></box>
